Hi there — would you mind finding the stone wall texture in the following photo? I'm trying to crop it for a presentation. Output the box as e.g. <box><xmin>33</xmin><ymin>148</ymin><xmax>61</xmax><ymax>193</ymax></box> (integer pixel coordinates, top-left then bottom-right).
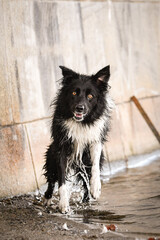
<box><xmin>0</xmin><ymin>0</ymin><xmax>160</xmax><ymax>197</ymax></box>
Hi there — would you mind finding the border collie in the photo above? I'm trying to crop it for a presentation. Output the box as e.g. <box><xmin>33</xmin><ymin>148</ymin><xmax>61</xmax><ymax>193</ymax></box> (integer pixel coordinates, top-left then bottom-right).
<box><xmin>43</xmin><ymin>65</ymin><xmax>113</xmax><ymax>213</ymax></box>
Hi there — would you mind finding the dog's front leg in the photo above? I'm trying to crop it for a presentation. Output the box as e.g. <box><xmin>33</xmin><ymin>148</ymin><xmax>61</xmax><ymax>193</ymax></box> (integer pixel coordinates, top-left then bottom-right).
<box><xmin>57</xmin><ymin>156</ymin><xmax>70</xmax><ymax>214</ymax></box>
<box><xmin>90</xmin><ymin>142</ymin><xmax>102</xmax><ymax>200</ymax></box>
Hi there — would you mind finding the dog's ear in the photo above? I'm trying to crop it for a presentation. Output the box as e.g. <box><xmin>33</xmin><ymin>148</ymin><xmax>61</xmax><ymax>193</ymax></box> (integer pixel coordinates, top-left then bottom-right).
<box><xmin>94</xmin><ymin>65</ymin><xmax>110</xmax><ymax>83</ymax></box>
<box><xmin>59</xmin><ymin>66</ymin><xmax>77</xmax><ymax>78</ymax></box>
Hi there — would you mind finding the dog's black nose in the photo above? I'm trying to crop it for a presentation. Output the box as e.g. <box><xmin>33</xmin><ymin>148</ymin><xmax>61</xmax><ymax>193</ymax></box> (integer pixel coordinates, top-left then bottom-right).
<box><xmin>75</xmin><ymin>105</ymin><xmax>84</xmax><ymax>113</ymax></box>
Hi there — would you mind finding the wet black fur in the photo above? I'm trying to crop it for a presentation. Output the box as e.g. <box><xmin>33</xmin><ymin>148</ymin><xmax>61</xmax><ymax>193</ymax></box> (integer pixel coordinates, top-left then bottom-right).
<box><xmin>43</xmin><ymin>66</ymin><xmax>111</xmax><ymax>202</ymax></box>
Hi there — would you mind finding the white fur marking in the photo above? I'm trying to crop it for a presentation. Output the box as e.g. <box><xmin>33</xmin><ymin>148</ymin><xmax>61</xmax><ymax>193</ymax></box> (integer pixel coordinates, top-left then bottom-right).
<box><xmin>63</xmin><ymin>111</ymin><xmax>108</xmax><ymax>147</ymax></box>
<box><xmin>59</xmin><ymin>184</ymin><xmax>70</xmax><ymax>213</ymax></box>
<box><xmin>90</xmin><ymin>142</ymin><xmax>102</xmax><ymax>199</ymax></box>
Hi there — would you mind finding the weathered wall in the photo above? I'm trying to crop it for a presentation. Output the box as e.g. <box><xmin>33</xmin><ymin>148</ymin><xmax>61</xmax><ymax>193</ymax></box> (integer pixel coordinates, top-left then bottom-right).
<box><xmin>0</xmin><ymin>0</ymin><xmax>160</xmax><ymax>197</ymax></box>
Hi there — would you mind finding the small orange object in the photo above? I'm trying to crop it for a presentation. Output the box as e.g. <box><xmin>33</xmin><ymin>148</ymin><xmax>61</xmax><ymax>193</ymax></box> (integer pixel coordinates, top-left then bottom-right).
<box><xmin>106</xmin><ymin>224</ymin><xmax>116</xmax><ymax>231</ymax></box>
<box><xmin>148</xmin><ymin>238</ymin><xmax>155</xmax><ymax>240</ymax></box>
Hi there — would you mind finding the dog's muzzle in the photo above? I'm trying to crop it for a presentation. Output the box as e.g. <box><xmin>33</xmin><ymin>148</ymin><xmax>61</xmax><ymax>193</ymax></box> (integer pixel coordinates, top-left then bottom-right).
<box><xmin>73</xmin><ymin>104</ymin><xmax>87</xmax><ymax>122</ymax></box>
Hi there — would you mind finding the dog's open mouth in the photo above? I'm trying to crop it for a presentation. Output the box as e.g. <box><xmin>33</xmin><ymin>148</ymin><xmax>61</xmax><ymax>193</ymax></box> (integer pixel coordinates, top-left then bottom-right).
<box><xmin>73</xmin><ymin>112</ymin><xmax>84</xmax><ymax>122</ymax></box>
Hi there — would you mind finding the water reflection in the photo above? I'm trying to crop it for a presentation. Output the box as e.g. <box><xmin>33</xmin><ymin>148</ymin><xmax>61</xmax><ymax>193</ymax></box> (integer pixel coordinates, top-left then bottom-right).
<box><xmin>69</xmin><ymin>157</ymin><xmax>160</xmax><ymax>238</ymax></box>
<box><xmin>73</xmin><ymin>209</ymin><xmax>125</xmax><ymax>224</ymax></box>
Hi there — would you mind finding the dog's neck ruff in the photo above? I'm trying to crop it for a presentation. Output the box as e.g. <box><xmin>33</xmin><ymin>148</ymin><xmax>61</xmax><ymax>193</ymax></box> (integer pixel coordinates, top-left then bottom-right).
<box><xmin>63</xmin><ymin>110</ymin><xmax>108</xmax><ymax>146</ymax></box>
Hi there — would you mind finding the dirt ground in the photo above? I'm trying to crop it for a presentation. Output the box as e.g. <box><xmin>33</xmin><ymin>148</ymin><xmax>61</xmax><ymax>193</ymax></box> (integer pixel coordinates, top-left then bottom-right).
<box><xmin>0</xmin><ymin>194</ymin><xmax>124</xmax><ymax>240</ymax></box>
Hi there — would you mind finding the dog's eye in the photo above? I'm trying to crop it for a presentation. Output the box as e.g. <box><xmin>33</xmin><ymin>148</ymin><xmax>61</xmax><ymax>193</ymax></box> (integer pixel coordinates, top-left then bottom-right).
<box><xmin>72</xmin><ymin>91</ymin><xmax>77</xmax><ymax>96</ymax></box>
<box><xmin>87</xmin><ymin>94</ymin><xmax>93</xmax><ymax>100</ymax></box>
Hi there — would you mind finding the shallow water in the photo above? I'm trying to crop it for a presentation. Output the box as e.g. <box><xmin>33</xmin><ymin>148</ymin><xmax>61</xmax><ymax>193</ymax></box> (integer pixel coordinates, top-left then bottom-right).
<box><xmin>1</xmin><ymin>152</ymin><xmax>160</xmax><ymax>240</ymax></box>
<box><xmin>68</xmin><ymin>154</ymin><xmax>160</xmax><ymax>239</ymax></box>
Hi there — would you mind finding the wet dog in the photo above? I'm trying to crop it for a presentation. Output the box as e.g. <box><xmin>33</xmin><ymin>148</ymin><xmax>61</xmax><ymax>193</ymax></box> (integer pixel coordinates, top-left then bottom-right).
<box><xmin>43</xmin><ymin>66</ymin><xmax>113</xmax><ymax>213</ymax></box>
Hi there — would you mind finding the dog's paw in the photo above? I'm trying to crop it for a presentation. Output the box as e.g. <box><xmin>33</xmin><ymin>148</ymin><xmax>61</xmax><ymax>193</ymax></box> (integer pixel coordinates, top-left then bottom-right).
<box><xmin>43</xmin><ymin>197</ymin><xmax>52</xmax><ymax>206</ymax></box>
<box><xmin>59</xmin><ymin>184</ymin><xmax>70</xmax><ymax>214</ymax></box>
<box><xmin>90</xmin><ymin>176</ymin><xmax>101</xmax><ymax>200</ymax></box>
<box><xmin>59</xmin><ymin>200</ymin><xmax>70</xmax><ymax>214</ymax></box>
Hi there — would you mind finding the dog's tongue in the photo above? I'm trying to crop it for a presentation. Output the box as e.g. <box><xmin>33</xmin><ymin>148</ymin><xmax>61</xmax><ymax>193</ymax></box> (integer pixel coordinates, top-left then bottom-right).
<box><xmin>73</xmin><ymin>112</ymin><xmax>84</xmax><ymax>121</ymax></box>
<box><xmin>75</xmin><ymin>113</ymin><xmax>82</xmax><ymax>118</ymax></box>
<box><xmin>74</xmin><ymin>113</ymin><xmax>83</xmax><ymax>120</ymax></box>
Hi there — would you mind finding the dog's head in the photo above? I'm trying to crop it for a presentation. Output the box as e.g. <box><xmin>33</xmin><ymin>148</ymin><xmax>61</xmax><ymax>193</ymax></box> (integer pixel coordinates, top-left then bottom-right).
<box><xmin>59</xmin><ymin>65</ymin><xmax>110</xmax><ymax>122</ymax></box>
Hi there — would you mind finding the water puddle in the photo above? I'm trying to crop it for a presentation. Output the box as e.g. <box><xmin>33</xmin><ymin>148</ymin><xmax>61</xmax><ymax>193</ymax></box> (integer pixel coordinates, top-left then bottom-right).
<box><xmin>38</xmin><ymin>150</ymin><xmax>160</xmax><ymax>239</ymax></box>
<box><xmin>67</xmin><ymin>151</ymin><xmax>160</xmax><ymax>239</ymax></box>
<box><xmin>70</xmin><ymin>208</ymin><xmax>125</xmax><ymax>224</ymax></box>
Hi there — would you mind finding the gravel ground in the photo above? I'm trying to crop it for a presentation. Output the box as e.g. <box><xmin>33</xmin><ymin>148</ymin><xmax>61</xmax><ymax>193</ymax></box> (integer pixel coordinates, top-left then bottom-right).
<box><xmin>0</xmin><ymin>194</ymin><xmax>124</xmax><ymax>240</ymax></box>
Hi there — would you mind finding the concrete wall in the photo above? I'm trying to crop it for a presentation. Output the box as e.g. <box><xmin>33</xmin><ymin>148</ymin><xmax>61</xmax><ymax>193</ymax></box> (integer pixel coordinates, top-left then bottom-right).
<box><xmin>0</xmin><ymin>0</ymin><xmax>160</xmax><ymax>197</ymax></box>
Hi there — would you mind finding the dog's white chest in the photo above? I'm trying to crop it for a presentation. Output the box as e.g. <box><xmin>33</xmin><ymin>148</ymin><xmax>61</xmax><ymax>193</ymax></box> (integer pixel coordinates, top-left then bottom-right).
<box><xmin>63</xmin><ymin>114</ymin><xmax>107</xmax><ymax>146</ymax></box>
